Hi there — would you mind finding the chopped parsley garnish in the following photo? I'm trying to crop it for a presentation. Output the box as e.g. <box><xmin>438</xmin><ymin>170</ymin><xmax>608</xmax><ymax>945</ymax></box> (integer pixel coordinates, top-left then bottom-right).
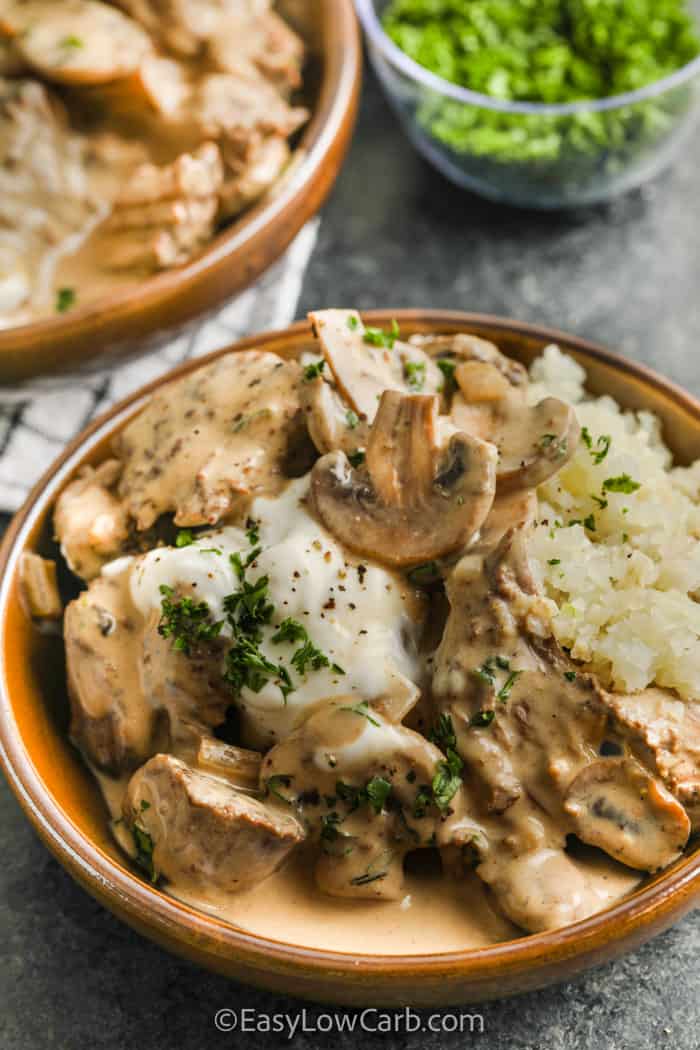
<box><xmin>437</xmin><ymin>357</ymin><xmax>457</xmax><ymax>394</ymax></box>
<box><xmin>291</xmin><ymin>639</ymin><xmax>334</xmax><ymax>675</ymax></box>
<box><xmin>175</xmin><ymin>528</ymin><xmax>195</xmax><ymax>547</ymax></box>
<box><xmin>303</xmin><ymin>359</ymin><xmax>326</xmax><ymax>381</ymax></box>
<box><xmin>61</xmin><ymin>35</ymin><xmax>83</xmax><ymax>48</ymax></box>
<box><xmin>55</xmin><ymin>287</ymin><xmax>75</xmax><ymax>313</ymax></box>
<box><xmin>245</xmin><ymin>518</ymin><xmax>260</xmax><ymax>545</ymax></box>
<box><xmin>547</xmin><ymin>558</ymin><xmax>561</xmax><ymax>566</ymax></box>
<box><xmin>407</xmin><ymin>560</ymin><xmax>441</xmax><ymax>587</ymax></box>
<box><xmin>350</xmin><ymin>870</ymin><xmax>387</xmax><ymax>886</ymax></box>
<box><xmin>564</xmin><ymin>671</ymin><xmax>577</xmax><ymax>682</ymax></box>
<box><xmin>429</xmin><ymin>712</ymin><xmax>457</xmax><ymax>752</ymax></box>
<box><xmin>132</xmin><ymin>823</ymin><xmax>157</xmax><ymax>883</ymax></box>
<box><xmin>365</xmin><ymin>776</ymin><xmax>392</xmax><ymax>815</ymax></box>
<box><xmin>348</xmin><ymin>449</ymin><xmax>365</xmax><ymax>468</ymax></box>
<box><xmin>581</xmin><ymin>427</ymin><xmax>592</xmax><ymax>449</ymax></box>
<box><xmin>271</xmin><ymin>617</ymin><xmax>308</xmax><ymax>645</ymax></box>
<box><xmin>497</xmin><ymin>670</ymin><xmax>522</xmax><ymax>702</ymax></box>
<box><xmin>223</xmin><ymin>571</ymin><xmax>274</xmax><ymax>638</ymax></box>
<box><xmin>592</xmin><ymin>435</ymin><xmax>612</xmax><ymax>464</ymax></box>
<box><xmin>470</xmin><ymin>709</ymin><xmax>496</xmax><ymax>728</ymax></box>
<box><xmin>403</xmin><ymin>360</ymin><xmax>426</xmax><ymax>390</ymax></box>
<box><xmin>340</xmin><ymin>700</ymin><xmax>381</xmax><ymax>727</ymax></box>
<box><xmin>272</xmin><ymin>618</ymin><xmax>344</xmax><ymax>676</ymax></box>
<box><xmin>428</xmin><ymin>715</ymin><xmax>464</xmax><ymax>811</ymax></box>
<box><xmin>158</xmin><ymin>586</ymin><xmax>224</xmax><ymax>655</ymax></box>
<box><xmin>382</xmin><ymin>0</ymin><xmax>700</xmax><ymax>178</ymax></box>
<box><xmin>224</xmin><ymin>635</ymin><xmax>291</xmax><ymax>696</ymax></box>
<box><xmin>603</xmin><ymin>474</ymin><xmax>641</xmax><ymax>494</ymax></box>
<box><xmin>347</xmin><ymin>315</ymin><xmax>360</xmax><ymax>331</ymax></box>
<box><xmin>413</xmin><ymin>785</ymin><xmax>433</xmax><ymax>819</ymax></box>
<box><xmin>265</xmin><ymin>774</ymin><xmax>294</xmax><ymax>803</ymax></box>
<box><xmin>432</xmin><ymin>749</ymin><xmax>463</xmax><ymax>811</ymax></box>
<box><xmin>583</xmin><ymin>513</ymin><xmax>596</xmax><ymax>532</ymax></box>
<box><xmin>592</xmin><ymin>494</ymin><xmax>608</xmax><ymax>509</ymax></box>
<box><xmin>346</xmin><ymin>409</ymin><xmax>360</xmax><ymax>429</ymax></box>
<box><xmin>233</xmin><ymin>408</ymin><xmax>272</xmax><ymax>433</ymax></box>
<box><xmin>363</xmin><ymin>319</ymin><xmax>400</xmax><ymax>348</ymax></box>
<box><xmin>473</xmin><ymin>660</ymin><xmax>496</xmax><ymax>685</ymax></box>
<box><xmin>320</xmin><ymin>811</ymin><xmax>343</xmax><ymax>844</ymax></box>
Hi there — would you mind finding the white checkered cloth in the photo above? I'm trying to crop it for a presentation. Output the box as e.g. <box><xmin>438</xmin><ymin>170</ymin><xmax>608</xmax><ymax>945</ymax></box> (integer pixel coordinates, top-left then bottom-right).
<box><xmin>0</xmin><ymin>220</ymin><xmax>319</xmax><ymax>513</ymax></box>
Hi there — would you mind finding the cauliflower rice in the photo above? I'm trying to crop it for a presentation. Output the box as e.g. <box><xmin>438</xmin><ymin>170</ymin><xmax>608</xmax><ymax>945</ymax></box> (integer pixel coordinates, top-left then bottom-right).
<box><xmin>528</xmin><ymin>345</ymin><xmax>700</xmax><ymax>700</ymax></box>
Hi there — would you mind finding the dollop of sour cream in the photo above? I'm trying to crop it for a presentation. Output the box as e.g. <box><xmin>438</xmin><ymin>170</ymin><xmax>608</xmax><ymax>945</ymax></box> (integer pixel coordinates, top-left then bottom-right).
<box><xmin>127</xmin><ymin>477</ymin><xmax>424</xmax><ymax>744</ymax></box>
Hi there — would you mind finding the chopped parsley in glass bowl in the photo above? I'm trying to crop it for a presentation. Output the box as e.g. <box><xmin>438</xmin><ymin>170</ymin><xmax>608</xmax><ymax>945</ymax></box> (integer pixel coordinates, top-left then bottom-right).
<box><xmin>355</xmin><ymin>0</ymin><xmax>700</xmax><ymax>208</ymax></box>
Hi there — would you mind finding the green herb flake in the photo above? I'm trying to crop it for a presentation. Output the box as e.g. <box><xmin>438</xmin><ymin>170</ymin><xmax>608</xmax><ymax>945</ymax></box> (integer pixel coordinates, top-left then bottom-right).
<box><xmin>403</xmin><ymin>360</ymin><xmax>426</xmax><ymax>390</ymax></box>
<box><xmin>470</xmin><ymin>709</ymin><xmax>496</xmax><ymax>728</ymax></box>
<box><xmin>564</xmin><ymin>670</ymin><xmax>577</xmax><ymax>681</ymax></box>
<box><xmin>303</xmin><ymin>359</ymin><xmax>326</xmax><ymax>381</ymax></box>
<box><xmin>132</xmin><ymin>823</ymin><xmax>158</xmax><ymax>883</ymax></box>
<box><xmin>55</xmin><ymin>287</ymin><xmax>75</xmax><ymax>313</ymax></box>
<box><xmin>547</xmin><ymin>558</ymin><xmax>561</xmax><ymax>566</ymax></box>
<box><xmin>265</xmin><ymin>774</ymin><xmax>294</xmax><ymax>803</ymax></box>
<box><xmin>365</xmin><ymin>776</ymin><xmax>392</xmax><ymax>815</ymax></box>
<box><xmin>583</xmin><ymin>513</ymin><xmax>596</xmax><ymax>532</ymax></box>
<box><xmin>346</xmin><ymin>409</ymin><xmax>360</xmax><ymax>429</ymax></box>
<box><xmin>437</xmin><ymin>357</ymin><xmax>457</xmax><ymax>393</ymax></box>
<box><xmin>347</xmin><ymin>315</ymin><xmax>360</xmax><ymax>331</ymax></box>
<box><xmin>363</xmin><ymin>319</ymin><xmax>400</xmax><ymax>348</ymax></box>
<box><xmin>61</xmin><ymin>35</ymin><xmax>83</xmax><ymax>49</ymax></box>
<box><xmin>603</xmin><ymin>474</ymin><xmax>641</xmax><ymax>494</ymax></box>
<box><xmin>175</xmin><ymin>528</ymin><xmax>195</xmax><ymax>547</ymax></box>
<box><xmin>497</xmin><ymin>670</ymin><xmax>522</xmax><ymax>702</ymax></box>
<box><xmin>348</xmin><ymin>449</ymin><xmax>365</xmax><ymax>468</ymax></box>
<box><xmin>592</xmin><ymin>435</ymin><xmax>612</xmax><ymax>465</ymax></box>
<box><xmin>407</xmin><ymin>560</ymin><xmax>441</xmax><ymax>587</ymax></box>
<box><xmin>158</xmin><ymin>586</ymin><xmax>224</xmax><ymax>655</ymax></box>
<box><xmin>340</xmin><ymin>700</ymin><xmax>381</xmax><ymax>728</ymax></box>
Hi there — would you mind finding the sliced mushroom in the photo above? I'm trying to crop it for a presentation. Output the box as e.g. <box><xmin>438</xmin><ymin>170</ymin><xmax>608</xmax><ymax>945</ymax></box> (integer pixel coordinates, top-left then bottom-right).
<box><xmin>309</xmin><ymin>309</ymin><xmax>443</xmax><ymax>424</ymax></box>
<box><xmin>64</xmin><ymin>570</ymin><xmax>158</xmax><ymax>775</ymax></box>
<box><xmin>311</xmin><ymin>391</ymin><xmax>497</xmax><ymax>568</ymax></box>
<box><xmin>54</xmin><ymin>459</ymin><xmax>129</xmax><ymax>581</ymax></box>
<box><xmin>300</xmin><ymin>372</ymin><xmax>370</xmax><ymax>456</ymax></box>
<box><xmin>452</xmin><ymin>382</ymin><xmax>580</xmax><ymax>492</ymax></box>
<box><xmin>7</xmin><ymin>1</ymin><xmax>152</xmax><ymax>86</ymax></box>
<box><xmin>261</xmin><ymin>698</ymin><xmax>467</xmax><ymax>900</ymax></box>
<box><xmin>409</xmin><ymin>331</ymin><xmax>528</xmax><ymax>390</ymax></box>
<box><xmin>123</xmin><ymin>753</ymin><xmax>304</xmax><ymax>891</ymax></box>
<box><xmin>19</xmin><ymin>552</ymin><xmax>62</xmax><ymax>619</ymax></box>
<box><xmin>114</xmin><ymin>350</ymin><xmax>306</xmax><ymax>529</ymax></box>
<box><xmin>196</xmin><ymin>737</ymin><xmax>262</xmax><ymax>791</ymax></box>
<box><xmin>563</xmin><ymin>758</ymin><xmax>689</xmax><ymax>872</ymax></box>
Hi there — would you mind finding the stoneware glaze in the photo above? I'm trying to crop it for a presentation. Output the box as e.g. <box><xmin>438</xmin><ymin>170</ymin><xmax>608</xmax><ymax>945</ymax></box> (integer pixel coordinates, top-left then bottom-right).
<box><xmin>0</xmin><ymin>0</ymin><xmax>361</xmax><ymax>384</ymax></box>
<box><xmin>1</xmin><ymin>312</ymin><xmax>699</xmax><ymax>1005</ymax></box>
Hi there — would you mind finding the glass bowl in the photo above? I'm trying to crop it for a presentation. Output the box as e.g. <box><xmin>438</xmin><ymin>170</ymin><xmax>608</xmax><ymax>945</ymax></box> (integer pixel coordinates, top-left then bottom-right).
<box><xmin>355</xmin><ymin>0</ymin><xmax>700</xmax><ymax>209</ymax></box>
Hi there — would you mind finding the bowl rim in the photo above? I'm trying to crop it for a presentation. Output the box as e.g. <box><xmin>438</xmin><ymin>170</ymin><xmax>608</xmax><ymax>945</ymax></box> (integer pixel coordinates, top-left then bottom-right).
<box><xmin>1</xmin><ymin>309</ymin><xmax>700</xmax><ymax>991</ymax></box>
<box><xmin>0</xmin><ymin>0</ymin><xmax>361</xmax><ymax>356</ymax></box>
<box><xmin>355</xmin><ymin>0</ymin><xmax>700</xmax><ymax>117</ymax></box>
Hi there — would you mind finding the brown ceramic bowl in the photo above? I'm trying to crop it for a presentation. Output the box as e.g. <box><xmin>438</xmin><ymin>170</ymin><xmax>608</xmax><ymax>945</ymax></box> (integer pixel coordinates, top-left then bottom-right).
<box><xmin>1</xmin><ymin>311</ymin><xmax>699</xmax><ymax>1006</ymax></box>
<box><xmin>0</xmin><ymin>0</ymin><xmax>361</xmax><ymax>385</ymax></box>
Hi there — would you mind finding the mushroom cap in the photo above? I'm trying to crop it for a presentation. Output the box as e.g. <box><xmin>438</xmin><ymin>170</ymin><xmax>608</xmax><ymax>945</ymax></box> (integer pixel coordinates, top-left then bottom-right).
<box><xmin>453</xmin><ymin>387</ymin><xmax>581</xmax><ymax>492</ymax></box>
<box><xmin>310</xmin><ymin>391</ymin><xmax>497</xmax><ymax>568</ymax></box>
<box><xmin>309</xmin><ymin>308</ymin><xmax>443</xmax><ymax>423</ymax></box>
<box><xmin>563</xmin><ymin>758</ymin><xmax>690</xmax><ymax>872</ymax></box>
<box><xmin>300</xmin><ymin>372</ymin><xmax>370</xmax><ymax>457</ymax></box>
